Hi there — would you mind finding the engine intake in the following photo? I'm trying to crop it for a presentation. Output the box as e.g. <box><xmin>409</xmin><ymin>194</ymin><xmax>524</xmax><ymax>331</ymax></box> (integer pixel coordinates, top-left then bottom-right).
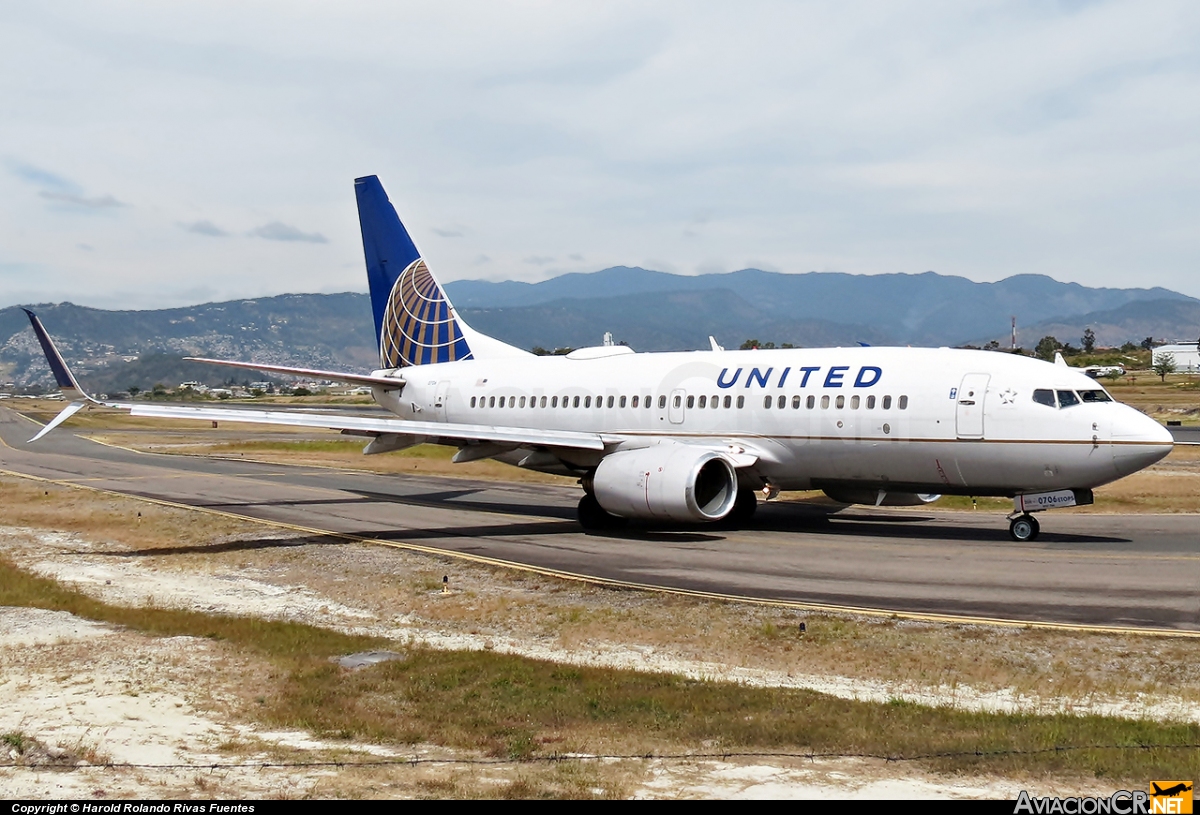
<box><xmin>593</xmin><ymin>443</ymin><xmax>739</xmax><ymax>522</ymax></box>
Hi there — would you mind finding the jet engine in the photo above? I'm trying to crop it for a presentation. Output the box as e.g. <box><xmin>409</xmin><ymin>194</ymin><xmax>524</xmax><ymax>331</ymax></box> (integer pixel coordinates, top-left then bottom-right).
<box><xmin>822</xmin><ymin>489</ymin><xmax>941</xmax><ymax>507</ymax></box>
<box><xmin>591</xmin><ymin>443</ymin><xmax>739</xmax><ymax>523</ymax></box>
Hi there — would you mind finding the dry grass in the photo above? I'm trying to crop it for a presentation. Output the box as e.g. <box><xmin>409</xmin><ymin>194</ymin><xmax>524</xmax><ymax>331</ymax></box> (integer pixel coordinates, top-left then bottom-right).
<box><xmin>3</xmin><ymin>551</ymin><xmax>1199</xmax><ymax>782</ymax></box>
<box><xmin>4</xmin><ymin>474</ymin><xmax>1200</xmax><ymax>710</ymax></box>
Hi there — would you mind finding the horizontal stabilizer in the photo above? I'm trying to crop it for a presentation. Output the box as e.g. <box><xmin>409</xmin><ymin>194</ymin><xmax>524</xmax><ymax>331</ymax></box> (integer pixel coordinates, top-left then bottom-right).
<box><xmin>184</xmin><ymin>357</ymin><xmax>404</xmax><ymax>390</ymax></box>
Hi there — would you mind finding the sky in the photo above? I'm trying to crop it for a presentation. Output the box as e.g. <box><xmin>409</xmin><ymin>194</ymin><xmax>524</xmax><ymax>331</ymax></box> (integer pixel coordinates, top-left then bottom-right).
<box><xmin>2</xmin><ymin>0</ymin><xmax>1199</xmax><ymax>310</ymax></box>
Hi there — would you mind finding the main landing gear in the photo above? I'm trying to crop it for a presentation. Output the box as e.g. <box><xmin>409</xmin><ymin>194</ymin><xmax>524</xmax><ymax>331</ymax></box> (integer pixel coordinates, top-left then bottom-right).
<box><xmin>1007</xmin><ymin>513</ymin><xmax>1040</xmax><ymax>542</ymax></box>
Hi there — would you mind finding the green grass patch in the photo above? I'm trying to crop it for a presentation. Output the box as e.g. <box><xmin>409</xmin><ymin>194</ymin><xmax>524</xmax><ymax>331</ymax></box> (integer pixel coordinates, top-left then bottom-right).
<box><xmin>4</xmin><ymin>554</ymin><xmax>1199</xmax><ymax>780</ymax></box>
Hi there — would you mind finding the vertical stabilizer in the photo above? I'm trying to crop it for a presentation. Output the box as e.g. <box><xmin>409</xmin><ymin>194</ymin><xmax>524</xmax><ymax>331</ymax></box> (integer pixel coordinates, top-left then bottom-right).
<box><xmin>355</xmin><ymin>176</ymin><xmax>529</xmax><ymax>368</ymax></box>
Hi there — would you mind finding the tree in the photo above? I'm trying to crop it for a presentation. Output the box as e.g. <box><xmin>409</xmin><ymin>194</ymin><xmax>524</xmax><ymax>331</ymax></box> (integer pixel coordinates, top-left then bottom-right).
<box><xmin>1152</xmin><ymin>352</ymin><xmax>1177</xmax><ymax>382</ymax></box>
<box><xmin>127</xmin><ymin>386</ymin><xmax>140</xmax><ymax>398</ymax></box>
<box><xmin>1034</xmin><ymin>336</ymin><xmax>1062</xmax><ymax>362</ymax></box>
<box><xmin>1141</xmin><ymin>336</ymin><xmax>1156</xmax><ymax>350</ymax></box>
<box><xmin>739</xmin><ymin>339</ymin><xmax>762</xmax><ymax>350</ymax></box>
<box><xmin>1081</xmin><ymin>328</ymin><xmax>1096</xmax><ymax>354</ymax></box>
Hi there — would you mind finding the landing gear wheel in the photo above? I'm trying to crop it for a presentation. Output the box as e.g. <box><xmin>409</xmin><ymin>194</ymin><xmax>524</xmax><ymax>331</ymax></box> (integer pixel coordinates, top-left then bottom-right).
<box><xmin>722</xmin><ymin>488</ymin><xmax>759</xmax><ymax>527</ymax></box>
<box><xmin>1009</xmin><ymin>514</ymin><xmax>1040</xmax><ymax>542</ymax></box>
<box><xmin>577</xmin><ymin>493</ymin><xmax>627</xmax><ymax>531</ymax></box>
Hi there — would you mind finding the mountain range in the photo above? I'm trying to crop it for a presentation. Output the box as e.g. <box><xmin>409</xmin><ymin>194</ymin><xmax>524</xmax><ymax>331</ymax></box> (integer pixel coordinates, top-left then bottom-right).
<box><xmin>2</xmin><ymin>267</ymin><xmax>1197</xmax><ymax>391</ymax></box>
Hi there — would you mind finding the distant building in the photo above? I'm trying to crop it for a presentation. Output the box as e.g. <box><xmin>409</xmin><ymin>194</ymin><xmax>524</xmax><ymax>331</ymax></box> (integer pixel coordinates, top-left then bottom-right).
<box><xmin>1153</xmin><ymin>343</ymin><xmax>1200</xmax><ymax>372</ymax></box>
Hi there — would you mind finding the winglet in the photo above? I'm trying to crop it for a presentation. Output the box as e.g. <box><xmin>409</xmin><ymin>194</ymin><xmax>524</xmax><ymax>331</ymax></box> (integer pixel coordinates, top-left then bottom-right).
<box><xmin>22</xmin><ymin>309</ymin><xmax>85</xmax><ymax>398</ymax></box>
<box><xmin>22</xmin><ymin>309</ymin><xmax>96</xmax><ymax>442</ymax></box>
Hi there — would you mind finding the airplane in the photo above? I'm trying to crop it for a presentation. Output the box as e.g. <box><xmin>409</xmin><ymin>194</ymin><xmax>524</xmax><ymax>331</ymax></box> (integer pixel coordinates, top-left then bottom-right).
<box><xmin>1152</xmin><ymin>783</ymin><xmax>1193</xmax><ymax>797</ymax></box>
<box><xmin>20</xmin><ymin>175</ymin><xmax>1175</xmax><ymax>542</ymax></box>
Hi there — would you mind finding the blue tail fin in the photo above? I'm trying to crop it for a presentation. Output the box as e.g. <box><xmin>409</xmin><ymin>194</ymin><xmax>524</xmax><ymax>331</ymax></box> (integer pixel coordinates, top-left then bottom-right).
<box><xmin>355</xmin><ymin>175</ymin><xmax>473</xmax><ymax>369</ymax></box>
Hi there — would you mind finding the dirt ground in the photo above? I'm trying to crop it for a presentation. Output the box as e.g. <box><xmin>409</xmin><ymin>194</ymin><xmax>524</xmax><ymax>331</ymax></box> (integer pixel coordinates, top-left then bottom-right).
<box><xmin>2</xmin><ymin>509</ymin><xmax>1194</xmax><ymax>799</ymax></box>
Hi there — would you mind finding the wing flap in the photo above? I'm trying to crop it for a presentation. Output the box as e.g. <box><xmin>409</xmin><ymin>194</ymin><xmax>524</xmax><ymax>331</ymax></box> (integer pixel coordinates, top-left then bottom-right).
<box><xmin>128</xmin><ymin>403</ymin><xmax>606</xmax><ymax>451</ymax></box>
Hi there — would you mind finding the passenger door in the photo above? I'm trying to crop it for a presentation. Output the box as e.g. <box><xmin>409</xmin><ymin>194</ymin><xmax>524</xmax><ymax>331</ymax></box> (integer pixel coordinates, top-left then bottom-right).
<box><xmin>955</xmin><ymin>373</ymin><xmax>990</xmax><ymax>439</ymax></box>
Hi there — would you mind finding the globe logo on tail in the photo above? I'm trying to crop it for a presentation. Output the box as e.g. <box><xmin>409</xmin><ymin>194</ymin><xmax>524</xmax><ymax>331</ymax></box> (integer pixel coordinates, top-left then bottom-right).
<box><xmin>380</xmin><ymin>259</ymin><xmax>473</xmax><ymax>368</ymax></box>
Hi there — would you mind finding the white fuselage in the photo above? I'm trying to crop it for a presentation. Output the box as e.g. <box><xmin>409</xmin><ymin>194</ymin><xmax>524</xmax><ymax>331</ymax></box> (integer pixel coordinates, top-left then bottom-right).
<box><xmin>372</xmin><ymin>346</ymin><xmax>1172</xmax><ymax>496</ymax></box>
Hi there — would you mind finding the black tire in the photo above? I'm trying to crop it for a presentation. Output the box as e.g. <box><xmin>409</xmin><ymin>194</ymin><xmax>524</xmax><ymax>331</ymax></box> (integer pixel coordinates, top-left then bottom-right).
<box><xmin>1009</xmin><ymin>514</ymin><xmax>1037</xmax><ymax>542</ymax></box>
<box><xmin>577</xmin><ymin>493</ymin><xmax>627</xmax><ymax>531</ymax></box>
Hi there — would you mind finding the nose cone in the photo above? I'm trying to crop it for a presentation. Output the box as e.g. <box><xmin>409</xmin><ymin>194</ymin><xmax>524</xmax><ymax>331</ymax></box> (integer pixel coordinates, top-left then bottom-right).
<box><xmin>1111</xmin><ymin>408</ymin><xmax>1173</xmax><ymax>477</ymax></box>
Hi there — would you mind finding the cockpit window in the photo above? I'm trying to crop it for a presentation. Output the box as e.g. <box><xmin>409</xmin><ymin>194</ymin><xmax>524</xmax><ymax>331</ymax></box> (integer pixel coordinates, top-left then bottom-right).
<box><xmin>1078</xmin><ymin>389</ymin><xmax>1112</xmax><ymax>403</ymax></box>
<box><xmin>1032</xmin><ymin>389</ymin><xmax>1055</xmax><ymax>408</ymax></box>
<box><xmin>1057</xmin><ymin>390</ymin><xmax>1080</xmax><ymax>408</ymax></box>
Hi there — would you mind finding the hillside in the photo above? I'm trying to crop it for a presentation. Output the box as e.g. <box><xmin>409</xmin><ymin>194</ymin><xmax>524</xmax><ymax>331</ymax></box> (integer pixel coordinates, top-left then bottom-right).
<box><xmin>975</xmin><ymin>299</ymin><xmax>1200</xmax><ymax>349</ymax></box>
<box><xmin>445</xmin><ymin>268</ymin><xmax>1196</xmax><ymax>347</ymax></box>
<box><xmin>4</xmin><ymin>269</ymin><xmax>1197</xmax><ymax>389</ymax></box>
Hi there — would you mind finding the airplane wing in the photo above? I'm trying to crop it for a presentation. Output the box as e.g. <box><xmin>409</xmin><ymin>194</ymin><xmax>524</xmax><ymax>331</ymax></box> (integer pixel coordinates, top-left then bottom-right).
<box><xmin>127</xmin><ymin>402</ymin><xmax>607</xmax><ymax>450</ymax></box>
<box><xmin>20</xmin><ymin>309</ymin><xmax>607</xmax><ymax>452</ymax></box>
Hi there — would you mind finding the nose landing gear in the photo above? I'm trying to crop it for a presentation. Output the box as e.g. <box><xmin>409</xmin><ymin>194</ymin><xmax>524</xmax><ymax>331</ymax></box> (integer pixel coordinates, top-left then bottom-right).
<box><xmin>1008</xmin><ymin>513</ymin><xmax>1040</xmax><ymax>542</ymax></box>
<box><xmin>1006</xmin><ymin>489</ymin><xmax>1093</xmax><ymax>541</ymax></box>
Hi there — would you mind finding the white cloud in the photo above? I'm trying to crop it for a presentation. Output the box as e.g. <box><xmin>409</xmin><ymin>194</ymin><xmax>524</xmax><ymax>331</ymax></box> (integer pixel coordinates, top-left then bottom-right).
<box><xmin>0</xmin><ymin>1</ymin><xmax>1197</xmax><ymax>308</ymax></box>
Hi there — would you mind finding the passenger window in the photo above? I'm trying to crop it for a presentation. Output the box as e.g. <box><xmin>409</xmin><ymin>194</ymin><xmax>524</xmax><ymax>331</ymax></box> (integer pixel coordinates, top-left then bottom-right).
<box><xmin>540</xmin><ymin>396</ymin><xmax>547</xmax><ymax>408</ymax></box>
<box><xmin>631</xmin><ymin>395</ymin><xmax>639</xmax><ymax>408</ymax></box>
<box><xmin>882</xmin><ymin>395</ymin><xmax>892</xmax><ymax>409</ymax></box>
<box><xmin>672</xmin><ymin>395</ymin><xmax>681</xmax><ymax>408</ymax></box>
<box><xmin>1032</xmin><ymin>389</ymin><xmax>1055</xmax><ymax>408</ymax></box>
<box><xmin>821</xmin><ymin>395</ymin><xmax>830</xmax><ymax>409</ymax></box>
<box><xmin>835</xmin><ymin>395</ymin><xmax>845</xmax><ymax>409</ymax></box>
<box><xmin>520</xmin><ymin>396</ymin><xmax>527</xmax><ymax>408</ymax></box>
<box><xmin>659</xmin><ymin>395</ymin><xmax>667</xmax><ymax>409</ymax></box>
<box><xmin>470</xmin><ymin>397</ymin><xmax>476</xmax><ymax>408</ymax></box>
<box><xmin>698</xmin><ymin>395</ymin><xmax>706</xmax><ymax>408</ymax></box>
<box><xmin>573</xmin><ymin>396</ymin><xmax>581</xmax><ymax>408</ymax></box>
<box><xmin>851</xmin><ymin>395</ymin><xmax>860</xmax><ymax>409</ymax></box>
<box><xmin>792</xmin><ymin>395</ymin><xmax>801</xmax><ymax>409</ymax></box>
<box><xmin>724</xmin><ymin>395</ymin><xmax>732</xmax><ymax>408</ymax></box>
<box><xmin>619</xmin><ymin>395</ymin><xmax>627</xmax><ymax>408</ymax></box>
<box><xmin>777</xmin><ymin>395</ymin><xmax>786</xmax><ymax>409</ymax></box>
<box><xmin>866</xmin><ymin>395</ymin><xmax>875</xmax><ymax>409</ymax></box>
<box><xmin>711</xmin><ymin>394</ymin><xmax>718</xmax><ymax>409</ymax></box>
<box><xmin>551</xmin><ymin>396</ymin><xmax>558</xmax><ymax>408</ymax></box>
<box><xmin>1057</xmin><ymin>390</ymin><xmax>1080</xmax><ymax>408</ymax></box>
<box><xmin>687</xmin><ymin>395</ymin><xmax>695</xmax><ymax>409</ymax></box>
<box><xmin>646</xmin><ymin>395</ymin><xmax>652</xmax><ymax>409</ymax></box>
<box><xmin>489</xmin><ymin>396</ymin><xmax>495</xmax><ymax>408</ymax></box>
<box><xmin>1079</xmin><ymin>390</ymin><xmax>1111</xmax><ymax>403</ymax></box>
<box><xmin>898</xmin><ymin>395</ymin><xmax>908</xmax><ymax>410</ymax></box>
<box><xmin>585</xmin><ymin>396</ymin><xmax>592</xmax><ymax>408</ymax></box>
<box><xmin>763</xmin><ymin>396</ymin><xmax>772</xmax><ymax>409</ymax></box>
<box><xmin>737</xmin><ymin>396</ymin><xmax>745</xmax><ymax>408</ymax></box>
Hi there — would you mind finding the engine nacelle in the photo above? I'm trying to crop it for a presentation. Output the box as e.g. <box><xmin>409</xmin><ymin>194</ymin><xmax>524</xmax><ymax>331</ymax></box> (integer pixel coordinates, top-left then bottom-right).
<box><xmin>592</xmin><ymin>443</ymin><xmax>739</xmax><ymax>522</ymax></box>
<box><xmin>823</xmin><ymin>489</ymin><xmax>941</xmax><ymax>507</ymax></box>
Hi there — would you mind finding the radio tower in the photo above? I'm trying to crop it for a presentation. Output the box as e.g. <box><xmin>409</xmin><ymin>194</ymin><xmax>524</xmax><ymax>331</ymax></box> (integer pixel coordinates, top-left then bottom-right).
<box><xmin>1011</xmin><ymin>316</ymin><xmax>1017</xmax><ymax>350</ymax></box>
